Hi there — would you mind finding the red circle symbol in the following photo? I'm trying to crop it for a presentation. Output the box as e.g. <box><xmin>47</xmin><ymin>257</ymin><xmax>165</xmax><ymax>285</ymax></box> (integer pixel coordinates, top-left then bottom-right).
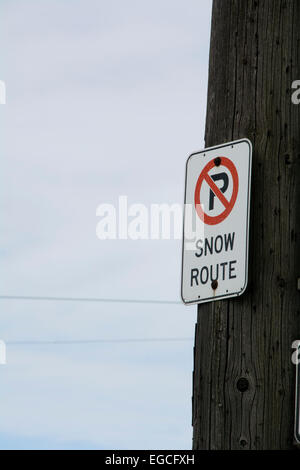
<box><xmin>194</xmin><ymin>157</ymin><xmax>239</xmax><ymax>225</ymax></box>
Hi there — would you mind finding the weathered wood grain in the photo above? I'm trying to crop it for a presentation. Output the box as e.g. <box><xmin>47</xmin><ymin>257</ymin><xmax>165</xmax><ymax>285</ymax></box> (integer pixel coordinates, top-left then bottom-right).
<box><xmin>193</xmin><ymin>0</ymin><xmax>300</xmax><ymax>450</ymax></box>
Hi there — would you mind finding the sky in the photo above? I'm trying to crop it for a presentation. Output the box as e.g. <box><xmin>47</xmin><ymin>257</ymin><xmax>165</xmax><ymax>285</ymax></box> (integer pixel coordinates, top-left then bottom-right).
<box><xmin>0</xmin><ymin>0</ymin><xmax>212</xmax><ymax>450</ymax></box>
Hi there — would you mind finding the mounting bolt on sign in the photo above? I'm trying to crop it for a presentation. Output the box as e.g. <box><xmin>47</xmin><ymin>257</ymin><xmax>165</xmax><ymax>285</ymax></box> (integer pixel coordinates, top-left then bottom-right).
<box><xmin>181</xmin><ymin>139</ymin><xmax>252</xmax><ymax>305</ymax></box>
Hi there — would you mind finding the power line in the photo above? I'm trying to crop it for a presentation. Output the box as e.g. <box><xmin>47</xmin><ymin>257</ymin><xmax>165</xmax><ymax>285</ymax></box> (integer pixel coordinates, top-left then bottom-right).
<box><xmin>6</xmin><ymin>337</ymin><xmax>193</xmax><ymax>346</ymax></box>
<box><xmin>0</xmin><ymin>295</ymin><xmax>181</xmax><ymax>305</ymax></box>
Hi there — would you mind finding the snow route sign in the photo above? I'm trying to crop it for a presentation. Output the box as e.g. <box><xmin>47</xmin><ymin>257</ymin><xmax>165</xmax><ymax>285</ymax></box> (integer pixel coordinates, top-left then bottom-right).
<box><xmin>181</xmin><ymin>139</ymin><xmax>252</xmax><ymax>305</ymax></box>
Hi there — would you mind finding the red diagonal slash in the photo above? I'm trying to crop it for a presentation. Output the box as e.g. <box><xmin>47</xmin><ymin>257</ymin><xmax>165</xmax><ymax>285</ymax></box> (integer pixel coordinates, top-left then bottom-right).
<box><xmin>194</xmin><ymin>156</ymin><xmax>239</xmax><ymax>225</ymax></box>
<box><xmin>203</xmin><ymin>173</ymin><xmax>230</xmax><ymax>209</ymax></box>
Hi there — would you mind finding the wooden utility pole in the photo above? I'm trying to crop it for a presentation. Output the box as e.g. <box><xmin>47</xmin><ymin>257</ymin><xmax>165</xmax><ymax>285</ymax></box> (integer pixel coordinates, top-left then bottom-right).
<box><xmin>193</xmin><ymin>0</ymin><xmax>300</xmax><ymax>449</ymax></box>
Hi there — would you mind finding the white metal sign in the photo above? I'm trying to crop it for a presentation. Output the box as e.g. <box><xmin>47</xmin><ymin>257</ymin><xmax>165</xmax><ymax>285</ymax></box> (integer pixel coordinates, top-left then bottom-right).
<box><xmin>181</xmin><ymin>139</ymin><xmax>252</xmax><ymax>305</ymax></box>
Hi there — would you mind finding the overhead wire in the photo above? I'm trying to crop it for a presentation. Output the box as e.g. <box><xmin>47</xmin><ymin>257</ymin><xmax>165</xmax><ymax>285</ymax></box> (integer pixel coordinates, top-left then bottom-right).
<box><xmin>0</xmin><ymin>295</ymin><xmax>181</xmax><ymax>305</ymax></box>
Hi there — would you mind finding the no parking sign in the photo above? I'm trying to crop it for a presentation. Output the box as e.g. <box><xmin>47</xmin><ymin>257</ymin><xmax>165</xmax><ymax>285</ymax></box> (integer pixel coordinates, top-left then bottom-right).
<box><xmin>181</xmin><ymin>139</ymin><xmax>252</xmax><ymax>305</ymax></box>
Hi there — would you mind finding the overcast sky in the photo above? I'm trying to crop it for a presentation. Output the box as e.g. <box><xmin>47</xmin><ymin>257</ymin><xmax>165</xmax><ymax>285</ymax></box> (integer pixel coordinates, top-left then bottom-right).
<box><xmin>0</xmin><ymin>0</ymin><xmax>212</xmax><ymax>449</ymax></box>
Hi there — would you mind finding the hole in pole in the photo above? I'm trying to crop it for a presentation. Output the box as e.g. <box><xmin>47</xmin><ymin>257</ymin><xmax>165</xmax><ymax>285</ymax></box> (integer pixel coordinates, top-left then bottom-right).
<box><xmin>237</xmin><ymin>377</ymin><xmax>249</xmax><ymax>393</ymax></box>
